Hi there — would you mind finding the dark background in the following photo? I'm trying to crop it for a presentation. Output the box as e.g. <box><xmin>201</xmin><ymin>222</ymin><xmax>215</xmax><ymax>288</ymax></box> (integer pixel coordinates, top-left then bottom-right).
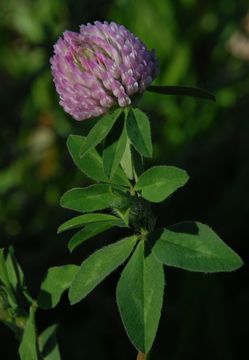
<box><xmin>0</xmin><ymin>0</ymin><xmax>248</xmax><ymax>359</ymax></box>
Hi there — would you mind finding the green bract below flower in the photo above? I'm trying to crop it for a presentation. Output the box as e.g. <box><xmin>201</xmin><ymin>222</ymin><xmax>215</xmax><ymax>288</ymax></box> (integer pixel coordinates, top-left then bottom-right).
<box><xmin>51</xmin><ymin>21</ymin><xmax>159</xmax><ymax>121</ymax></box>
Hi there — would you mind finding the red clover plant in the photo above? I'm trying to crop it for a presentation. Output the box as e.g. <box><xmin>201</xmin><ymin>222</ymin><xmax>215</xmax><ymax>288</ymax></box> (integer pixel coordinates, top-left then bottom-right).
<box><xmin>0</xmin><ymin>21</ymin><xmax>243</xmax><ymax>360</ymax></box>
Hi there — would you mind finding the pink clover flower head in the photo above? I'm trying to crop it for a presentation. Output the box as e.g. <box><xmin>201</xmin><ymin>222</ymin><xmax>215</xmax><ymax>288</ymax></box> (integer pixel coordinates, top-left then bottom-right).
<box><xmin>50</xmin><ymin>21</ymin><xmax>159</xmax><ymax>120</ymax></box>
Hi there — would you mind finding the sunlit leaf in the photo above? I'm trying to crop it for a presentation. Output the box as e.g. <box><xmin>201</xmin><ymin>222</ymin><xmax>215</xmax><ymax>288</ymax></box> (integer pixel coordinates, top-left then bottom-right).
<box><xmin>57</xmin><ymin>213</ymin><xmax>121</xmax><ymax>234</ymax></box>
<box><xmin>120</xmin><ymin>140</ymin><xmax>134</xmax><ymax>180</ymax></box>
<box><xmin>135</xmin><ymin>166</ymin><xmax>189</xmax><ymax>202</ymax></box>
<box><xmin>38</xmin><ymin>265</ymin><xmax>79</xmax><ymax>309</ymax></box>
<box><xmin>67</xmin><ymin>135</ymin><xmax>130</xmax><ymax>187</ymax></box>
<box><xmin>69</xmin><ymin>236</ymin><xmax>138</xmax><ymax>305</ymax></box>
<box><xmin>152</xmin><ymin>222</ymin><xmax>244</xmax><ymax>272</ymax></box>
<box><xmin>116</xmin><ymin>241</ymin><xmax>164</xmax><ymax>353</ymax></box>
<box><xmin>103</xmin><ymin>122</ymin><xmax>128</xmax><ymax>179</ymax></box>
<box><xmin>126</xmin><ymin>109</ymin><xmax>153</xmax><ymax>158</ymax></box>
<box><xmin>19</xmin><ymin>306</ymin><xmax>38</xmax><ymax>360</ymax></box>
<box><xmin>80</xmin><ymin>109</ymin><xmax>122</xmax><ymax>158</ymax></box>
<box><xmin>68</xmin><ymin>220</ymin><xmax>125</xmax><ymax>252</ymax></box>
<box><xmin>60</xmin><ymin>184</ymin><xmax>116</xmax><ymax>213</ymax></box>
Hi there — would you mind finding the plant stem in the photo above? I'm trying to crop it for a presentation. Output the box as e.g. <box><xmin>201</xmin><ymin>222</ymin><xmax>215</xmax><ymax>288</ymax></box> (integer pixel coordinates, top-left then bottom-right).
<box><xmin>137</xmin><ymin>351</ymin><xmax>147</xmax><ymax>360</ymax></box>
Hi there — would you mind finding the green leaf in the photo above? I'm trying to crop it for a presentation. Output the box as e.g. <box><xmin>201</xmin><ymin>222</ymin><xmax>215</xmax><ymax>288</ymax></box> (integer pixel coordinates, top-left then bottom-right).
<box><xmin>135</xmin><ymin>166</ymin><xmax>189</xmax><ymax>202</ymax></box>
<box><xmin>131</xmin><ymin>146</ymin><xmax>144</xmax><ymax>180</ymax></box>
<box><xmin>80</xmin><ymin>109</ymin><xmax>122</xmax><ymax>158</ymax></box>
<box><xmin>0</xmin><ymin>247</ymin><xmax>27</xmax><ymax>308</ymax></box>
<box><xmin>152</xmin><ymin>222</ymin><xmax>244</xmax><ymax>272</ymax></box>
<box><xmin>58</xmin><ymin>213</ymin><xmax>121</xmax><ymax>234</ymax></box>
<box><xmin>147</xmin><ymin>85</ymin><xmax>216</xmax><ymax>101</ymax></box>
<box><xmin>116</xmin><ymin>241</ymin><xmax>164</xmax><ymax>353</ymax></box>
<box><xmin>19</xmin><ymin>306</ymin><xmax>38</xmax><ymax>360</ymax></box>
<box><xmin>5</xmin><ymin>246</ymin><xmax>25</xmax><ymax>290</ymax></box>
<box><xmin>115</xmin><ymin>208</ymin><xmax>131</xmax><ymax>227</ymax></box>
<box><xmin>69</xmin><ymin>236</ymin><xmax>138</xmax><ymax>305</ymax></box>
<box><xmin>60</xmin><ymin>184</ymin><xmax>116</xmax><ymax>213</ymax></box>
<box><xmin>109</xmin><ymin>185</ymin><xmax>134</xmax><ymax>210</ymax></box>
<box><xmin>103</xmin><ymin>123</ymin><xmax>128</xmax><ymax>179</ymax></box>
<box><xmin>0</xmin><ymin>249</ymin><xmax>10</xmax><ymax>287</ymax></box>
<box><xmin>39</xmin><ymin>325</ymin><xmax>61</xmax><ymax>360</ymax></box>
<box><xmin>0</xmin><ymin>282</ymin><xmax>17</xmax><ymax>310</ymax></box>
<box><xmin>67</xmin><ymin>135</ymin><xmax>107</xmax><ymax>182</ymax></box>
<box><xmin>126</xmin><ymin>108</ymin><xmax>153</xmax><ymax>158</ymax></box>
<box><xmin>67</xmin><ymin>135</ymin><xmax>129</xmax><ymax>187</ymax></box>
<box><xmin>38</xmin><ymin>265</ymin><xmax>79</xmax><ymax>309</ymax></box>
<box><xmin>120</xmin><ymin>140</ymin><xmax>134</xmax><ymax>180</ymax></box>
<box><xmin>68</xmin><ymin>221</ymin><xmax>124</xmax><ymax>252</ymax></box>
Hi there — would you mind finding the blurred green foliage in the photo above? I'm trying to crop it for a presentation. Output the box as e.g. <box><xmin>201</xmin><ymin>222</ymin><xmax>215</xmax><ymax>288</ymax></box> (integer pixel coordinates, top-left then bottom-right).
<box><xmin>0</xmin><ymin>0</ymin><xmax>248</xmax><ymax>359</ymax></box>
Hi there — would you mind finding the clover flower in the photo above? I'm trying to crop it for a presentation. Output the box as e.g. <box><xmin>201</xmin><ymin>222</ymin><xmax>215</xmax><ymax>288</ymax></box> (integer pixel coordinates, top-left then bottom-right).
<box><xmin>51</xmin><ymin>21</ymin><xmax>159</xmax><ymax>120</ymax></box>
